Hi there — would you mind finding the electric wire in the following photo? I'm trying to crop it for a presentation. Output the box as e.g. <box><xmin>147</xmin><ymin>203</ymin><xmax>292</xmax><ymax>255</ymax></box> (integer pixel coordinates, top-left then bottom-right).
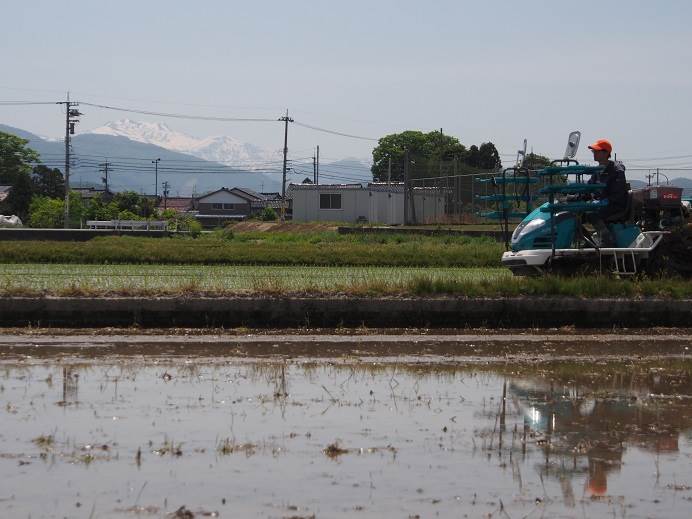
<box><xmin>0</xmin><ymin>101</ymin><xmax>61</xmax><ymax>106</ymax></box>
<box><xmin>292</xmin><ymin>121</ymin><xmax>378</xmax><ymax>142</ymax></box>
<box><xmin>77</xmin><ymin>101</ymin><xmax>277</xmax><ymax>122</ymax></box>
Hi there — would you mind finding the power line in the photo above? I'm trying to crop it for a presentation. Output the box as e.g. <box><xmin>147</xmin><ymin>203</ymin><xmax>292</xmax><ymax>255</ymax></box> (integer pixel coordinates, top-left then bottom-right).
<box><xmin>626</xmin><ymin>153</ymin><xmax>692</xmax><ymax>161</ymax></box>
<box><xmin>52</xmin><ymin>100</ymin><xmax>380</xmax><ymax>141</ymax></box>
<box><xmin>0</xmin><ymin>101</ymin><xmax>62</xmax><ymax>106</ymax></box>
<box><xmin>77</xmin><ymin>101</ymin><xmax>278</xmax><ymax>122</ymax></box>
<box><xmin>292</xmin><ymin>121</ymin><xmax>378</xmax><ymax>141</ymax></box>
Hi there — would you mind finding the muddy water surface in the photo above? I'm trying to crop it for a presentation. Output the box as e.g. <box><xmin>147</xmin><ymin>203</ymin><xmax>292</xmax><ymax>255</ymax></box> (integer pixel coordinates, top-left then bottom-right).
<box><xmin>2</xmin><ymin>341</ymin><xmax>692</xmax><ymax>518</ymax></box>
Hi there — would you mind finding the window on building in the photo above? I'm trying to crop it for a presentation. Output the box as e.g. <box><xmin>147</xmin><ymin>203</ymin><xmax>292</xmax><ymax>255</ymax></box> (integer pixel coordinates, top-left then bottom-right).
<box><xmin>319</xmin><ymin>193</ymin><xmax>342</xmax><ymax>209</ymax></box>
<box><xmin>223</xmin><ymin>203</ymin><xmax>235</xmax><ymax>209</ymax></box>
<box><xmin>212</xmin><ymin>203</ymin><xmax>222</xmax><ymax>209</ymax></box>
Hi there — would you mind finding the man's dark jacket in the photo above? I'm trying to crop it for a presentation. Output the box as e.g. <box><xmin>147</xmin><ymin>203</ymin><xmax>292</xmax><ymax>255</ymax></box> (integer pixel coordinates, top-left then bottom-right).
<box><xmin>588</xmin><ymin>160</ymin><xmax>628</xmax><ymax>217</ymax></box>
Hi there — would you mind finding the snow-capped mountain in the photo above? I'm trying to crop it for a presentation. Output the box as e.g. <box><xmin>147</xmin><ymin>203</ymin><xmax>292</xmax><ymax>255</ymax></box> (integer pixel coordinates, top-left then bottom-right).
<box><xmin>88</xmin><ymin>119</ymin><xmax>280</xmax><ymax>168</ymax></box>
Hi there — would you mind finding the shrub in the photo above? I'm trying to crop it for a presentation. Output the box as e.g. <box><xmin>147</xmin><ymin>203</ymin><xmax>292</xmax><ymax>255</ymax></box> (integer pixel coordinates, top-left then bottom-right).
<box><xmin>28</xmin><ymin>196</ymin><xmax>63</xmax><ymax>228</ymax></box>
<box><xmin>260</xmin><ymin>207</ymin><xmax>278</xmax><ymax>221</ymax></box>
<box><xmin>221</xmin><ymin>227</ymin><xmax>234</xmax><ymax>240</ymax></box>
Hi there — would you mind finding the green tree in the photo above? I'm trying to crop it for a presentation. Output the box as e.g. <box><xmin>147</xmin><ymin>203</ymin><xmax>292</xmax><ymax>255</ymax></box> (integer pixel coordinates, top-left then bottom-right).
<box><xmin>7</xmin><ymin>171</ymin><xmax>34</xmax><ymax>220</ymax></box>
<box><xmin>160</xmin><ymin>208</ymin><xmax>177</xmax><ymax>219</ymax></box>
<box><xmin>28</xmin><ymin>196</ymin><xmax>64</xmax><ymax>228</ymax></box>
<box><xmin>371</xmin><ymin>131</ymin><xmax>467</xmax><ymax>182</ymax></box>
<box><xmin>28</xmin><ymin>192</ymin><xmax>87</xmax><ymax>228</ymax></box>
<box><xmin>112</xmin><ymin>191</ymin><xmax>141</xmax><ymax>214</ymax></box>
<box><xmin>67</xmin><ymin>191</ymin><xmax>87</xmax><ymax>228</ymax></box>
<box><xmin>92</xmin><ymin>201</ymin><xmax>121</xmax><ymax>220</ymax></box>
<box><xmin>522</xmin><ymin>152</ymin><xmax>552</xmax><ymax>170</ymax></box>
<box><xmin>31</xmin><ymin>165</ymin><xmax>65</xmax><ymax>199</ymax></box>
<box><xmin>465</xmin><ymin>143</ymin><xmax>502</xmax><ymax>170</ymax></box>
<box><xmin>465</xmin><ymin>145</ymin><xmax>481</xmax><ymax>168</ymax></box>
<box><xmin>0</xmin><ymin>132</ymin><xmax>40</xmax><ymax>218</ymax></box>
<box><xmin>111</xmin><ymin>191</ymin><xmax>155</xmax><ymax>218</ymax></box>
<box><xmin>260</xmin><ymin>207</ymin><xmax>277</xmax><ymax>221</ymax></box>
<box><xmin>139</xmin><ymin>196</ymin><xmax>157</xmax><ymax>218</ymax></box>
<box><xmin>117</xmin><ymin>209</ymin><xmax>140</xmax><ymax>220</ymax></box>
<box><xmin>477</xmin><ymin>142</ymin><xmax>502</xmax><ymax>170</ymax></box>
<box><xmin>371</xmin><ymin>131</ymin><xmax>503</xmax><ymax>181</ymax></box>
<box><xmin>0</xmin><ymin>132</ymin><xmax>38</xmax><ymax>180</ymax></box>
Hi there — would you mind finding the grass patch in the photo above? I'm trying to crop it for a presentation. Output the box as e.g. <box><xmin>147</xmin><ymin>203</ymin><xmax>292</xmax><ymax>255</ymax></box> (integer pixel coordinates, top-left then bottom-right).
<box><xmin>0</xmin><ymin>263</ymin><xmax>690</xmax><ymax>298</ymax></box>
<box><xmin>0</xmin><ymin>264</ymin><xmax>508</xmax><ymax>294</ymax></box>
<box><xmin>0</xmin><ymin>233</ymin><xmax>504</xmax><ymax>267</ymax></box>
<box><xmin>404</xmin><ymin>275</ymin><xmax>692</xmax><ymax>298</ymax></box>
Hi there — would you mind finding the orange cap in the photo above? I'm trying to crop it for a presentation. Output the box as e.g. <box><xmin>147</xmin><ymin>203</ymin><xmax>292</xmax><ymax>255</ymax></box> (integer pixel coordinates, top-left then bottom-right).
<box><xmin>588</xmin><ymin>139</ymin><xmax>612</xmax><ymax>153</ymax></box>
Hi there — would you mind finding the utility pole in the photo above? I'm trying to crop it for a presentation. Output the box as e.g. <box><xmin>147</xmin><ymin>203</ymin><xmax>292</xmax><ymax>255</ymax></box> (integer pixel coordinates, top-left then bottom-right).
<box><xmin>57</xmin><ymin>93</ymin><xmax>82</xmax><ymax>228</ymax></box>
<box><xmin>387</xmin><ymin>156</ymin><xmax>392</xmax><ymax>185</ymax></box>
<box><xmin>152</xmin><ymin>158</ymin><xmax>161</xmax><ymax>198</ymax></box>
<box><xmin>99</xmin><ymin>160</ymin><xmax>111</xmax><ymax>193</ymax></box>
<box><xmin>403</xmin><ymin>149</ymin><xmax>409</xmax><ymax>225</ymax></box>
<box><xmin>161</xmin><ymin>181</ymin><xmax>170</xmax><ymax>210</ymax></box>
<box><xmin>313</xmin><ymin>151</ymin><xmax>317</xmax><ymax>184</ymax></box>
<box><xmin>279</xmin><ymin>110</ymin><xmax>293</xmax><ymax>220</ymax></box>
<box><xmin>316</xmin><ymin>145</ymin><xmax>319</xmax><ymax>185</ymax></box>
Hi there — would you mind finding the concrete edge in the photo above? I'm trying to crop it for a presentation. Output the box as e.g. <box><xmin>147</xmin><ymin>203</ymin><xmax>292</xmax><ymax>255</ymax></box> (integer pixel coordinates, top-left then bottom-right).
<box><xmin>0</xmin><ymin>296</ymin><xmax>690</xmax><ymax>328</ymax></box>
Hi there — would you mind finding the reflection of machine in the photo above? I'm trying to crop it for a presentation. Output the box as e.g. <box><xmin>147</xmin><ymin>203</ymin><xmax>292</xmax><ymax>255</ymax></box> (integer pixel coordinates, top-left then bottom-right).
<box><xmin>508</xmin><ymin>372</ymin><xmax>691</xmax><ymax>496</ymax></box>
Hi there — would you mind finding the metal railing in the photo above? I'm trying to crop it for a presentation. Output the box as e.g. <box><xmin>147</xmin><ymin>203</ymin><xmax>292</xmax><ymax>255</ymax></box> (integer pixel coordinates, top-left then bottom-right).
<box><xmin>86</xmin><ymin>220</ymin><xmax>168</xmax><ymax>231</ymax></box>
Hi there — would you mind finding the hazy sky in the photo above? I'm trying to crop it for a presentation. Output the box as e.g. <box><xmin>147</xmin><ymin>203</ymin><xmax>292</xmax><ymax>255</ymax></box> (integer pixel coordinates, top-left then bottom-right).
<box><xmin>2</xmin><ymin>0</ymin><xmax>691</xmax><ymax>179</ymax></box>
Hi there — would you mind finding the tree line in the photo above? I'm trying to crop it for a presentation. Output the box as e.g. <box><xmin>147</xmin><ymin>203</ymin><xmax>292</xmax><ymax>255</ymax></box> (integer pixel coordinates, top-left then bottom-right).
<box><xmin>371</xmin><ymin>130</ymin><xmax>503</xmax><ymax>182</ymax></box>
<box><xmin>0</xmin><ymin>131</ymin><xmax>198</xmax><ymax>230</ymax></box>
<box><xmin>370</xmin><ymin>130</ymin><xmax>553</xmax><ymax>182</ymax></box>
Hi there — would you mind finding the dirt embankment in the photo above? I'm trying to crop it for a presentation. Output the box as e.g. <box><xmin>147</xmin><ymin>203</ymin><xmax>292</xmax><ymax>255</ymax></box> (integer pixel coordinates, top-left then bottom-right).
<box><xmin>1</xmin><ymin>296</ymin><xmax>691</xmax><ymax>329</ymax></box>
<box><xmin>230</xmin><ymin>222</ymin><xmax>339</xmax><ymax>233</ymax></box>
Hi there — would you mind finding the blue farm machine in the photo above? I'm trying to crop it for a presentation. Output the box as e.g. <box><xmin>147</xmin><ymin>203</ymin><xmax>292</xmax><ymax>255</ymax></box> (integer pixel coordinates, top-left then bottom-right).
<box><xmin>479</xmin><ymin>132</ymin><xmax>690</xmax><ymax>276</ymax></box>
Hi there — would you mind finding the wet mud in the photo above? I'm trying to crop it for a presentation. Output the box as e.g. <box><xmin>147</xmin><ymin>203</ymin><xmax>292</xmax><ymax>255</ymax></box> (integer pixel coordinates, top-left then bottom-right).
<box><xmin>1</xmin><ymin>329</ymin><xmax>691</xmax><ymax>361</ymax></box>
<box><xmin>2</xmin><ymin>335</ymin><xmax>692</xmax><ymax>517</ymax></box>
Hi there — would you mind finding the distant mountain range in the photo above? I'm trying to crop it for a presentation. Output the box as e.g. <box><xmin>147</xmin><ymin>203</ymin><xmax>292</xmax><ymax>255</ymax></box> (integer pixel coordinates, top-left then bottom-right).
<box><xmin>88</xmin><ymin>119</ymin><xmax>282</xmax><ymax>168</ymax></box>
<box><xmin>1</xmin><ymin>122</ymin><xmax>376</xmax><ymax>196</ymax></box>
<box><xmin>6</xmin><ymin>121</ymin><xmax>686</xmax><ymax>197</ymax></box>
<box><xmin>0</xmin><ymin>123</ymin><xmax>283</xmax><ymax>196</ymax></box>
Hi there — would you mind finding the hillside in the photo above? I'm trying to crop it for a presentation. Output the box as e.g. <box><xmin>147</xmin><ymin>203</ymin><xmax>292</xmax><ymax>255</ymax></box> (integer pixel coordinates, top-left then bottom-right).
<box><xmin>0</xmin><ymin>124</ymin><xmax>280</xmax><ymax>195</ymax></box>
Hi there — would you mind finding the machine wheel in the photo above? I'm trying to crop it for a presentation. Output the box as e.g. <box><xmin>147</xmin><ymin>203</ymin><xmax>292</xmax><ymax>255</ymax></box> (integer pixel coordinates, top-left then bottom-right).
<box><xmin>547</xmin><ymin>256</ymin><xmax>604</xmax><ymax>277</ymax></box>
<box><xmin>645</xmin><ymin>224</ymin><xmax>692</xmax><ymax>278</ymax></box>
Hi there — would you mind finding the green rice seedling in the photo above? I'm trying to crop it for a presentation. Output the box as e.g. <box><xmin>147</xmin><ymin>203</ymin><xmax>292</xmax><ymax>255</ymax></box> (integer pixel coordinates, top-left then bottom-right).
<box><xmin>217</xmin><ymin>439</ymin><xmax>257</xmax><ymax>457</ymax></box>
<box><xmin>1</xmin><ymin>263</ymin><xmax>690</xmax><ymax>298</ymax></box>
<box><xmin>32</xmin><ymin>434</ymin><xmax>55</xmax><ymax>449</ymax></box>
<box><xmin>0</xmin><ymin>234</ymin><xmax>505</xmax><ymax>267</ymax></box>
<box><xmin>154</xmin><ymin>438</ymin><xmax>183</xmax><ymax>457</ymax></box>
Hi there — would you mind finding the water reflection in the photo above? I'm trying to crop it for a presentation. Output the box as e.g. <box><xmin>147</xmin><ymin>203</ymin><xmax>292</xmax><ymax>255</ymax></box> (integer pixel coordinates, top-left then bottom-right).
<box><xmin>59</xmin><ymin>366</ymin><xmax>79</xmax><ymax>406</ymax></box>
<box><xmin>1</xmin><ymin>355</ymin><xmax>692</xmax><ymax>518</ymax></box>
<box><xmin>507</xmin><ymin>368</ymin><xmax>692</xmax><ymax>499</ymax></box>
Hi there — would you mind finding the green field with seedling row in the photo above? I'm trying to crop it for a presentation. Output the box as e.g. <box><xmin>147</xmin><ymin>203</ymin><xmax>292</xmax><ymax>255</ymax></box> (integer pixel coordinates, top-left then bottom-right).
<box><xmin>2</xmin><ymin>263</ymin><xmax>691</xmax><ymax>298</ymax></box>
<box><xmin>0</xmin><ymin>264</ymin><xmax>510</xmax><ymax>293</ymax></box>
<box><xmin>0</xmin><ymin>233</ymin><xmax>504</xmax><ymax>267</ymax></box>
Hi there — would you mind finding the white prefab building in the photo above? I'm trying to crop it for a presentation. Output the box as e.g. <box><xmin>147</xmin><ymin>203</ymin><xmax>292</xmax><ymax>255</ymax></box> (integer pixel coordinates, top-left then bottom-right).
<box><xmin>290</xmin><ymin>183</ymin><xmax>446</xmax><ymax>225</ymax></box>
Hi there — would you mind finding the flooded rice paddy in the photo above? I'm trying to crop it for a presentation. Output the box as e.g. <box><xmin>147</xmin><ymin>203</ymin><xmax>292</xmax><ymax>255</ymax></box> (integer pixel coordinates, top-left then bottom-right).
<box><xmin>2</xmin><ymin>334</ymin><xmax>692</xmax><ymax>518</ymax></box>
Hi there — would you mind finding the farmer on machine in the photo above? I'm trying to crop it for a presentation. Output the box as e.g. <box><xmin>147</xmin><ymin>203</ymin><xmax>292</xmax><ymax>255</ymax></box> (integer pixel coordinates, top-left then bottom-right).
<box><xmin>586</xmin><ymin>138</ymin><xmax>628</xmax><ymax>247</ymax></box>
